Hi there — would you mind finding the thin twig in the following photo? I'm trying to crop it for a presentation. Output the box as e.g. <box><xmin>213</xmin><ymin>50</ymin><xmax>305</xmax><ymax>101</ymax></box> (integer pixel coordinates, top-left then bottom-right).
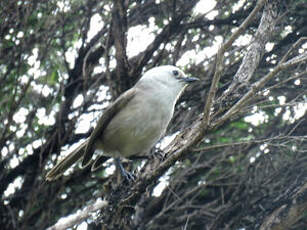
<box><xmin>280</xmin><ymin>37</ymin><xmax>307</xmax><ymax>63</ymax></box>
<box><xmin>193</xmin><ymin>135</ymin><xmax>307</xmax><ymax>152</ymax></box>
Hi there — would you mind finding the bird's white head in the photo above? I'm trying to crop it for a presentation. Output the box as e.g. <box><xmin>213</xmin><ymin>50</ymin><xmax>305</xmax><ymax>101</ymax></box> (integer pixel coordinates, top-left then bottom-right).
<box><xmin>137</xmin><ymin>65</ymin><xmax>198</xmax><ymax>96</ymax></box>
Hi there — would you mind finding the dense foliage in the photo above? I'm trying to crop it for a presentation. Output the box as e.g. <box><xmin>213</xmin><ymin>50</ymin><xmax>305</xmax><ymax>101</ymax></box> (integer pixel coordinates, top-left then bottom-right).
<box><xmin>0</xmin><ymin>0</ymin><xmax>306</xmax><ymax>230</ymax></box>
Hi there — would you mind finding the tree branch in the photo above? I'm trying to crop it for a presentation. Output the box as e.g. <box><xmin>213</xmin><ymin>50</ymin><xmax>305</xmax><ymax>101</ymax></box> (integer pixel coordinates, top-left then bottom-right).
<box><xmin>46</xmin><ymin>199</ymin><xmax>108</xmax><ymax>230</ymax></box>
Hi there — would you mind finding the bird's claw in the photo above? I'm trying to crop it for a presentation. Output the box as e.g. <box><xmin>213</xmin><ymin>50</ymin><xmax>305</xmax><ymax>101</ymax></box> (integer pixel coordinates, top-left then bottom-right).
<box><xmin>120</xmin><ymin>169</ymin><xmax>136</xmax><ymax>182</ymax></box>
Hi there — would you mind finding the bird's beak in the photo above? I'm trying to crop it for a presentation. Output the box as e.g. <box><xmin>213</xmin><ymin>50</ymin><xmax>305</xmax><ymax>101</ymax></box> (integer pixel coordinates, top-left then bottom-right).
<box><xmin>181</xmin><ymin>77</ymin><xmax>199</xmax><ymax>83</ymax></box>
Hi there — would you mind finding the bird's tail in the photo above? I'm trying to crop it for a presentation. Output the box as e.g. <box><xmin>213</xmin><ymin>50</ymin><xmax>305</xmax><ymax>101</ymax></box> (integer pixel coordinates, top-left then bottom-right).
<box><xmin>45</xmin><ymin>139</ymin><xmax>88</xmax><ymax>181</ymax></box>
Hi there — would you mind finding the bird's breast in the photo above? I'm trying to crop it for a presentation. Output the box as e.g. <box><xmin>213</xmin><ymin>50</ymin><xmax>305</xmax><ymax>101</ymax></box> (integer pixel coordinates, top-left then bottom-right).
<box><xmin>97</xmin><ymin>93</ymin><xmax>174</xmax><ymax>158</ymax></box>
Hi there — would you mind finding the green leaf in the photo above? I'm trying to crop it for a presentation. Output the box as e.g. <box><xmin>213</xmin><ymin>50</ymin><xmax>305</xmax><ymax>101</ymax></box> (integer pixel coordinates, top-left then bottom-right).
<box><xmin>231</xmin><ymin>121</ymin><xmax>249</xmax><ymax>130</ymax></box>
<box><xmin>49</xmin><ymin>70</ymin><xmax>59</xmax><ymax>85</ymax></box>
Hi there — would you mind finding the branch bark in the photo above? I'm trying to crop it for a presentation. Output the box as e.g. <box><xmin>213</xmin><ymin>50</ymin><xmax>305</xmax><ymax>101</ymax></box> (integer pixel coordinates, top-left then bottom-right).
<box><xmin>46</xmin><ymin>199</ymin><xmax>108</xmax><ymax>230</ymax></box>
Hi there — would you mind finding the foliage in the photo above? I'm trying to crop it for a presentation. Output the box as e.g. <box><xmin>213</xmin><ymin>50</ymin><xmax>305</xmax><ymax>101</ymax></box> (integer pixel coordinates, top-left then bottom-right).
<box><xmin>0</xmin><ymin>0</ymin><xmax>306</xmax><ymax>230</ymax></box>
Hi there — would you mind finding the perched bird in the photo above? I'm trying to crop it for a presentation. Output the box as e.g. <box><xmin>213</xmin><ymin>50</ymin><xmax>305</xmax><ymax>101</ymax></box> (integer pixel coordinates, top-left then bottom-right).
<box><xmin>45</xmin><ymin>65</ymin><xmax>198</xmax><ymax>181</ymax></box>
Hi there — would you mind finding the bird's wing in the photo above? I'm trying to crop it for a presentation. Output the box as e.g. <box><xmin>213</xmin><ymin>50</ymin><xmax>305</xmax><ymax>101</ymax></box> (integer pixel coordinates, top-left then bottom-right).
<box><xmin>81</xmin><ymin>88</ymin><xmax>136</xmax><ymax>167</ymax></box>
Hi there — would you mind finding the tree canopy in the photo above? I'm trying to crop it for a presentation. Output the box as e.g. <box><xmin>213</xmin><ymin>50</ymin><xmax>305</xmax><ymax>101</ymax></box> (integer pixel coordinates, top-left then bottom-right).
<box><xmin>0</xmin><ymin>0</ymin><xmax>306</xmax><ymax>230</ymax></box>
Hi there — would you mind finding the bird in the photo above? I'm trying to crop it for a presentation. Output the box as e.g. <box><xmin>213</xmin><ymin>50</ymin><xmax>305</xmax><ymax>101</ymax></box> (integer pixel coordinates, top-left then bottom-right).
<box><xmin>45</xmin><ymin>65</ymin><xmax>198</xmax><ymax>181</ymax></box>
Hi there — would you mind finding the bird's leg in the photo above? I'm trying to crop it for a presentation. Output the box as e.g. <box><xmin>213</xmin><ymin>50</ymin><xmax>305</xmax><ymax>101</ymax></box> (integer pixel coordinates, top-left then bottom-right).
<box><xmin>115</xmin><ymin>158</ymin><xmax>135</xmax><ymax>182</ymax></box>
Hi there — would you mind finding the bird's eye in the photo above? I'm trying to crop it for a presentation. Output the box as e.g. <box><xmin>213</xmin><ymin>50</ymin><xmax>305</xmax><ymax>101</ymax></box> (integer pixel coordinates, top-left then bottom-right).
<box><xmin>172</xmin><ymin>70</ymin><xmax>179</xmax><ymax>76</ymax></box>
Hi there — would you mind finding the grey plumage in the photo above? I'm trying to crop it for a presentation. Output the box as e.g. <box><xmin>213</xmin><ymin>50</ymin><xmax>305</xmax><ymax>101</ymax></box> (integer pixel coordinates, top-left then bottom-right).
<box><xmin>45</xmin><ymin>65</ymin><xmax>198</xmax><ymax>181</ymax></box>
